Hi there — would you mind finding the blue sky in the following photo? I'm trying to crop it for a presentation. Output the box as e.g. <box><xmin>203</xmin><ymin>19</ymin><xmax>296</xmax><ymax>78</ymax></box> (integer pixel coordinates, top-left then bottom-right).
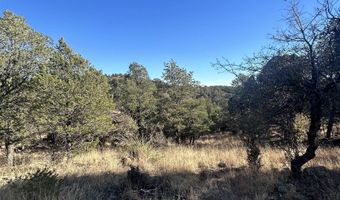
<box><xmin>1</xmin><ymin>0</ymin><xmax>317</xmax><ymax>85</ymax></box>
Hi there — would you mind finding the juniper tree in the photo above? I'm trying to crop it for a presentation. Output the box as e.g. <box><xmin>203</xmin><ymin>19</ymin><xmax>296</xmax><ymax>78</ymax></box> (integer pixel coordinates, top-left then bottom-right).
<box><xmin>0</xmin><ymin>11</ymin><xmax>50</xmax><ymax>165</ymax></box>
<box><xmin>110</xmin><ymin>63</ymin><xmax>157</xmax><ymax>139</ymax></box>
<box><xmin>161</xmin><ymin>61</ymin><xmax>211</xmax><ymax>143</ymax></box>
<box><xmin>32</xmin><ymin>38</ymin><xmax>115</xmax><ymax>157</ymax></box>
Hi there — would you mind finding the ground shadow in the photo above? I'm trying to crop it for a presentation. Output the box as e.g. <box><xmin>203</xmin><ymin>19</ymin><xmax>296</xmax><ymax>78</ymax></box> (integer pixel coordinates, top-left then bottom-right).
<box><xmin>1</xmin><ymin>165</ymin><xmax>340</xmax><ymax>200</ymax></box>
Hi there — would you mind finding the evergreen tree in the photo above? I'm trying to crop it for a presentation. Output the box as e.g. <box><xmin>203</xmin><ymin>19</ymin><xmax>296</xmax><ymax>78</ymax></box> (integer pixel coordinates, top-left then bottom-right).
<box><xmin>31</xmin><ymin>39</ymin><xmax>115</xmax><ymax>156</ymax></box>
<box><xmin>162</xmin><ymin>61</ymin><xmax>211</xmax><ymax>143</ymax></box>
<box><xmin>111</xmin><ymin>63</ymin><xmax>157</xmax><ymax>138</ymax></box>
<box><xmin>0</xmin><ymin>11</ymin><xmax>50</xmax><ymax>165</ymax></box>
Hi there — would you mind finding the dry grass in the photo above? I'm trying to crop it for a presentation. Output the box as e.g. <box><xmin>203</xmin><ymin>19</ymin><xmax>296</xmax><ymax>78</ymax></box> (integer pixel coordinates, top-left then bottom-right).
<box><xmin>0</xmin><ymin>134</ymin><xmax>340</xmax><ymax>199</ymax></box>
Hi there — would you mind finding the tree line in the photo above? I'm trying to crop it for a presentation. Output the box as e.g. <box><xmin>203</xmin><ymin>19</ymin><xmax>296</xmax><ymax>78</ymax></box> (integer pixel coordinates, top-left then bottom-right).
<box><xmin>0</xmin><ymin>11</ymin><xmax>231</xmax><ymax>166</ymax></box>
<box><xmin>109</xmin><ymin>61</ymin><xmax>233</xmax><ymax>144</ymax></box>
<box><xmin>1</xmin><ymin>0</ymin><xmax>340</xmax><ymax>180</ymax></box>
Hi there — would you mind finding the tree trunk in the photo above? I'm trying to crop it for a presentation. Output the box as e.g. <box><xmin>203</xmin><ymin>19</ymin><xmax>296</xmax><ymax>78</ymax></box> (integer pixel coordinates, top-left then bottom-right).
<box><xmin>191</xmin><ymin>136</ymin><xmax>196</xmax><ymax>145</ymax></box>
<box><xmin>65</xmin><ymin>133</ymin><xmax>72</xmax><ymax>162</ymax></box>
<box><xmin>98</xmin><ymin>136</ymin><xmax>105</xmax><ymax>152</ymax></box>
<box><xmin>5</xmin><ymin>142</ymin><xmax>14</xmax><ymax>166</ymax></box>
<box><xmin>326</xmin><ymin>99</ymin><xmax>335</xmax><ymax>138</ymax></box>
<box><xmin>246</xmin><ymin>136</ymin><xmax>261</xmax><ymax>170</ymax></box>
<box><xmin>291</xmin><ymin>93</ymin><xmax>322</xmax><ymax>178</ymax></box>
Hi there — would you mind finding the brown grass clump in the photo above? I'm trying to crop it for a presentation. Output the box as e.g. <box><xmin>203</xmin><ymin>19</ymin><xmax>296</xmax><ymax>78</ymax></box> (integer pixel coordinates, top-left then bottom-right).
<box><xmin>0</xmin><ymin>134</ymin><xmax>340</xmax><ymax>200</ymax></box>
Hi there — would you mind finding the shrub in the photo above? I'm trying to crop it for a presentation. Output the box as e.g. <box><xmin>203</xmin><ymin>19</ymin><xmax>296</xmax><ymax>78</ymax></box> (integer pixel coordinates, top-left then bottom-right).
<box><xmin>120</xmin><ymin>138</ymin><xmax>161</xmax><ymax>169</ymax></box>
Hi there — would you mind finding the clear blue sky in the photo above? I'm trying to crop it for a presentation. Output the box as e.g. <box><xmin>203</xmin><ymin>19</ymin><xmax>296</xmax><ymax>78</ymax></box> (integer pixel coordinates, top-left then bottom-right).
<box><xmin>1</xmin><ymin>0</ymin><xmax>317</xmax><ymax>85</ymax></box>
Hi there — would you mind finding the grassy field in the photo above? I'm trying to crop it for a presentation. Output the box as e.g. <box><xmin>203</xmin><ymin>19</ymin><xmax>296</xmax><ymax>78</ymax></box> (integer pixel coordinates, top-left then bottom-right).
<box><xmin>0</xmin><ymin>134</ymin><xmax>340</xmax><ymax>200</ymax></box>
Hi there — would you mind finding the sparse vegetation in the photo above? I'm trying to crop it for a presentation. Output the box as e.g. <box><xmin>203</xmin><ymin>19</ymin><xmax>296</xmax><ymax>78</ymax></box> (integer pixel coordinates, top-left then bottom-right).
<box><xmin>1</xmin><ymin>134</ymin><xmax>340</xmax><ymax>199</ymax></box>
<box><xmin>1</xmin><ymin>0</ymin><xmax>340</xmax><ymax>199</ymax></box>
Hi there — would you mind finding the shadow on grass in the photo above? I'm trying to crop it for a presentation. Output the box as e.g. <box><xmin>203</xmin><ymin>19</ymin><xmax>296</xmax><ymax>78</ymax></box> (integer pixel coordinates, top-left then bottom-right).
<box><xmin>1</xmin><ymin>166</ymin><xmax>340</xmax><ymax>200</ymax></box>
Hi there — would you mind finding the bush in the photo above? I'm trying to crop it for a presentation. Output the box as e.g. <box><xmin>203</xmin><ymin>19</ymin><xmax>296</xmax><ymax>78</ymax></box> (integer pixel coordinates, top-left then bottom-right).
<box><xmin>120</xmin><ymin>138</ymin><xmax>161</xmax><ymax>169</ymax></box>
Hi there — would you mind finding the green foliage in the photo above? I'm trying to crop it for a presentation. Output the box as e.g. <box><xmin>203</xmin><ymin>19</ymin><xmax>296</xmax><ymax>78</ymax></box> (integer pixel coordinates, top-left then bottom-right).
<box><xmin>0</xmin><ymin>11</ymin><xmax>50</xmax><ymax>147</ymax></box>
<box><xmin>31</xmin><ymin>39</ymin><xmax>115</xmax><ymax>152</ymax></box>
<box><xmin>229</xmin><ymin>76</ymin><xmax>269</xmax><ymax>137</ymax></box>
<box><xmin>162</xmin><ymin>60</ymin><xmax>197</xmax><ymax>102</ymax></box>
<box><xmin>0</xmin><ymin>10</ymin><xmax>228</xmax><ymax>156</ymax></box>
<box><xmin>161</xmin><ymin>61</ymin><xmax>212</xmax><ymax>143</ymax></box>
<box><xmin>198</xmin><ymin>85</ymin><xmax>234</xmax><ymax>132</ymax></box>
<box><xmin>229</xmin><ymin>55</ymin><xmax>308</xmax><ymax>137</ymax></box>
<box><xmin>228</xmin><ymin>55</ymin><xmax>310</xmax><ymax>168</ymax></box>
<box><xmin>110</xmin><ymin>63</ymin><xmax>157</xmax><ymax>138</ymax></box>
<box><xmin>110</xmin><ymin>61</ymin><xmax>222</xmax><ymax>144</ymax></box>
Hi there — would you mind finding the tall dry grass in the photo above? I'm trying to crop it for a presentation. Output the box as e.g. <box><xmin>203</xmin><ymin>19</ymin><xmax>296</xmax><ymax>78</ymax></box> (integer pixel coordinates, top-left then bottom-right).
<box><xmin>0</xmin><ymin>134</ymin><xmax>339</xmax><ymax>199</ymax></box>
